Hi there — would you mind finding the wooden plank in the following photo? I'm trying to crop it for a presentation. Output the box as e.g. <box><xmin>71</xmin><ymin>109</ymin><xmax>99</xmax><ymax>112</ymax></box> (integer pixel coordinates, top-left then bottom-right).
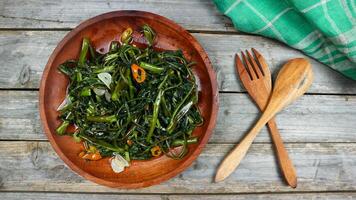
<box><xmin>1</xmin><ymin>31</ymin><xmax>356</xmax><ymax>94</ymax></box>
<box><xmin>1</xmin><ymin>141</ymin><xmax>356</xmax><ymax>193</ymax></box>
<box><xmin>0</xmin><ymin>193</ymin><xmax>162</xmax><ymax>200</ymax></box>
<box><xmin>197</xmin><ymin>34</ymin><xmax>356</xmax><ymax>94</ymax></box>
<box><xmin>0</xmin><ymin>91</ymin><xmax>42</xmax><ymax>140</ymax></box>
<box><xmin>0</xmin><ymin>0</ymin><xmax>233</xmax><ymax>31</ymax></box>
<box><xmin>1</xmin><ymin>91</ymin><xmax>355</xmax><ymax>143</ymax></box>
<box><xmin>1</xmin><ymin>192</ymin><xmax>356</xmax><ymax>200</ymax></box>
<box><xmin>170</xmin><ymin>194</ymin><xmax>356</xmax><ymax>200</ymax></box>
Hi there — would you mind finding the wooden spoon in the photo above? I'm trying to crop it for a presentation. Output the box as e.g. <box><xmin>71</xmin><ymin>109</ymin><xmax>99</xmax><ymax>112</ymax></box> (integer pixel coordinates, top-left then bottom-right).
<box><xmin>215</xmin><ymin>58</ymin><xmax>313</xmax><ymax>182</ymax></box>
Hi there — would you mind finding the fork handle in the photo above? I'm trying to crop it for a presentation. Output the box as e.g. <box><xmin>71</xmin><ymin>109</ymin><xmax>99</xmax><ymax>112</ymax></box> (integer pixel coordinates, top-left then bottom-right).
<box><xmin>267</xmin><ymin>118</ymin><xmax>297</xmax><ymax>188</ymax></box>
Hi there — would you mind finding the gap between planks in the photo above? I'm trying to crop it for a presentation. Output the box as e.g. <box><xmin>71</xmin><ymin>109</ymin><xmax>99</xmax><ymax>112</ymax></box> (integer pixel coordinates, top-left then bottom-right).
<box><xmin>1</xmin><ymin>31</ymin><xmax>356</xmax><ymax>93</ymax></box>
<box><xmin>1</xmin><ymin>91</ymin><xmax>355</xmax><ymax>143</ymax></box>
<box><xmin>2</xmin><ymin>190</ymin><xmax>356</xmax><ymax>195</ymax></box>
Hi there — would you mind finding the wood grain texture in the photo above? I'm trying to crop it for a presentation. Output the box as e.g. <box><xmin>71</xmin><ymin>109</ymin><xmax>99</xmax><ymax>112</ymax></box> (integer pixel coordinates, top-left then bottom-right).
<box><xmin>1</xmin><ymin>91</ymin><xmax>355</xmax><ymax>143</ymax></box>
<box><xmin>1</xmin><ymin>31</ymin><xmax>356</xmax><ymax>93</ymax></box>
<box><xmin>1</xmin><ymin>141</ymin><xmax>356</xmax><ymax>193</ymax></box>
<box><xmin>1</xmin><ymin>193</ymin><xmax>162</xmax><ymax>200</ymax></box>
<box><xmin>2</xmin><ymin>192</ymin><xmax>356</xmax><ymax>200</ymax></box>
<box><xmin>170</xmin><ymin>194</ymin><xmax>356</xmax><ymax>200</ymax></box>
<box><xmin>1</xmin><ymin>0</ymin><xmax>355</xmax><ymax>197</ymax></box>
<box><xmin>0</xmin><ymin>0</ymin><xmax>232</xmax><ymax>31</ymax></box>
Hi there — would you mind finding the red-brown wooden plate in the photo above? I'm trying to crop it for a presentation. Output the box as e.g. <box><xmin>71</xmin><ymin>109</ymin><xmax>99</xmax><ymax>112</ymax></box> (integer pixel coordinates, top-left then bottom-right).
<box><xmin>39</xmin><ymin>10</ymin><xmax>218</xmax><ymax>188</ymax></box>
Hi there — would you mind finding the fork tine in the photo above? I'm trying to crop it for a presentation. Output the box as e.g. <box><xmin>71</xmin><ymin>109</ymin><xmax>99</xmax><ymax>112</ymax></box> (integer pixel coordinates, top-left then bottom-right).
<box><xmin>246</xmin><ymin>50</ymin><xmax>263</xmax><ymax>78</ymax></box>
<box><xmin>235</xmin><ymin>54</ymin><xmax>252</xmax><ymax>81</ymax></box>
<box><xmin>241</xmin><ymin>51</ymin><xmax>257</xmax><ymax>80</ymax></box>
<box><xmin>252</xmin><ymin>48</ymin><xmax>270</xmax><ymax>76</ymax></box>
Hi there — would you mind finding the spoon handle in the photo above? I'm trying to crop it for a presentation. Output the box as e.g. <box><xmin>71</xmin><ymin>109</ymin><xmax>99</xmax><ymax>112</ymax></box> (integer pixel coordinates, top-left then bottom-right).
<box><xmin>215</xmin><ymin>109</ymin><xmax>275</xmax><ymax>182</ymax></box>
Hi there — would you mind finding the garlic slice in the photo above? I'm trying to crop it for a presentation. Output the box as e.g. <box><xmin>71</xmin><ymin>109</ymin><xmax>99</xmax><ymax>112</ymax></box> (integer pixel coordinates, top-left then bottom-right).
<box><xmin>110</xmin><ymin>154</ymin><xmax>129</xmax><ymax>173</ymax></box>
<box><xmin>57</xmin><ymin>85</ymin><xmax>71</xmax><ymax>111</ymax></box>
<box><xmin>97</xmin><ymin>72</ymin><xmax>112</xmax><ymax>89</ymax></box>
<box><xmin>93</xmin><ymin>88</ymin><xmax>106</xmax><ymax>96</ymax></box>
<box><xmin>104</xmin><ymin>90</ymin><xmax>111</xmax><ymax>102</ymax></box>
<box><xmin>57</xmin><ymin>95</ymin><xmax>71</xmax><ymax>111</ymax></box>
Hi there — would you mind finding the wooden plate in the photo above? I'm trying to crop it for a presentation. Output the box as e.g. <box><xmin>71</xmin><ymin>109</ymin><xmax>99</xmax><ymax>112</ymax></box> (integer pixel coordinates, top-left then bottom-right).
<box><xmin>39</xmin><ymin>10</ymin><xmax>218</xmax><ymax>188</ymax></box>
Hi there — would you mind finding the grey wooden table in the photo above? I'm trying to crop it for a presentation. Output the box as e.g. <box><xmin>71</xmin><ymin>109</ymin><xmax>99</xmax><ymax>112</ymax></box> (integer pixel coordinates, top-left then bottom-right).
<box><xmin>1</xmin><ymin>1</ymin><xmax>356</xmax><ymax>199</ymax></box>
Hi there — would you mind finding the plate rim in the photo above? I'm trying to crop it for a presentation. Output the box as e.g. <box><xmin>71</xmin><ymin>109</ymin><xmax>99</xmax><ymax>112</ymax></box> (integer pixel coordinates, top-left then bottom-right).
<box><xmin>39</xmin><ymin>10</ymin><xmax>219</xmax><ymax>189</ymax></box>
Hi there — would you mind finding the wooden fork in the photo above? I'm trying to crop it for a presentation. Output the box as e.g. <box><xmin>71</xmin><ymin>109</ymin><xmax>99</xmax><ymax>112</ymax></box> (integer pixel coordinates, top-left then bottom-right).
<box><xmin>232</xmin><ymin>48</ymin><xmax>297</xmax><ymax>188</ymax></box>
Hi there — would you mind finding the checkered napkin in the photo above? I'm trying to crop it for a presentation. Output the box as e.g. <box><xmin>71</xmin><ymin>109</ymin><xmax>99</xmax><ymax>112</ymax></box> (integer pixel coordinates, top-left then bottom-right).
<box><xmin>213</xmin><ymin>0</ymin><xmax>356</xmax><ymax>80</ymax></box>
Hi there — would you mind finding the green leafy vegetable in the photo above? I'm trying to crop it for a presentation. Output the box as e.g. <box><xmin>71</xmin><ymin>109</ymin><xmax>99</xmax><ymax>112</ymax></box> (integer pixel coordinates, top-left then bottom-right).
<box><xmin>142</xmin><ymin>24</ymin><xmax>156</xmax><ymax>46</ymax></box>
<box><xmin>56</xmin><ymin>25</ymin><xmax>203</xmax><ymax>160</ymax></box>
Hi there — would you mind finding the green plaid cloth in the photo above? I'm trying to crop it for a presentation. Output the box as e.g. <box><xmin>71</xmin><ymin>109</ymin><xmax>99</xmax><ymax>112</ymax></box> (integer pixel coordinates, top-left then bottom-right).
<box><xmin>213</xmin><ymin>0</ymin><xmax>356</xmax><ymax>80</ymax></box>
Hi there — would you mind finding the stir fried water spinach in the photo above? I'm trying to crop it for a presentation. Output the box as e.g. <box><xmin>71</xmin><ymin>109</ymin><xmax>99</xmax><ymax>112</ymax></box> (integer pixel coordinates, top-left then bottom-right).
<box><xmin>56</xmin><ymin>25</ymin><xmax>203</xmax><ymax>162</ymax></box>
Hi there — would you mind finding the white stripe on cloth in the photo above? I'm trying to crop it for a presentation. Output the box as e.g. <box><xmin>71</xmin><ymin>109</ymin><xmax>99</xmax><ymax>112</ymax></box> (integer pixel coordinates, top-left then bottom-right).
<box><xmin>310</xmin><ymin>46</ymin><xmax>353</xmax><ymax>71</ymax></box>
<box><xmin>301</xmin><ymin>0</ymin><xmax>330</xmax><ymax>13</ymax></box>
<box><xmin>243</xmin><ymin>0</ymin><xmax>286</xmax><ymax>42</ymax></box>
<box><xmin>322</xmin><ymin>1</ymin><xmax>342</xmax><ymax>35</ymax></box>
<box><xmin>321</xmin><ymin>0</ymin><xmax>354</xmax><ymax>57</ymax></box>
<box><xmin>352</xmin><ymin>0</ymin><xmax>356</xmax><ymax>13</ymax></box>
<box><xmin>253</xmin><ymin>8</ymin><xmax>292</xmax><ymax>34</ymax></box>
<box><xmin>339</xmin><ymin>0</ymin><xmax>356</xmax><ymax>25</ymax></box>
<box><xmin>318</xmin><ymin>51</ymin><xmax>346</xmax><ymax>62</ymax></box>
<box><xmin>293</xmin><ymin>31</ymin><xmax>320</xmax><ymax>48</ymax></box>
<box><xmin>312</xmin><ymin>42</ymin><xmax>355</xmax><ymax>66</ymax></box>
<box><xmin>291</xmin><ymin>25</ymin><xmax>351</xmax><ymax>65</ymax></box>
<box><xmin>224</xmin><ymin>0</ymin><xmax>242</xmax><ymax>15</ymax></box>
<box><xmin>326</xmin><ymin>44</ymin><xmax>356</xmax><ymax>59</ymax></box>
<box><xmin>315</xmin><ymin>33</ymin><xmax>336</xmax><ymax>66</ymax></box>
<box><xmin>311</xmin><ymin>44</ymin><xmax>336</xmax><ymax>60</ymax></box>
<box><xmin>331</xmin><ymin>60</ymin><xmax>356</xmax><ymax>71</ymax></box>
<box><xmin>337</xmin><ymin>45</ymin><xmax>356</xmax><ymax>52</ymax></box>
<box><xmin>327</xmin><ymin>28</ymin><xmax>356</xmax><ymax>57</ymax></box>
<box><xmin>292</xmin><ymin>31</ymin><xmax>325</xmax><ymax>53</ymax></box>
